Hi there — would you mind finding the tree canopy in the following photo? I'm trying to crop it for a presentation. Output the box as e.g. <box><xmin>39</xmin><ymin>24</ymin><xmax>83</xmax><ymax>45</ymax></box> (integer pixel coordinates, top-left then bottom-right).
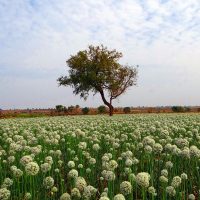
<box><xmin>58</xmin><ymin>45</ymin><xmax>138</xmax><ymax>116</ymax></box>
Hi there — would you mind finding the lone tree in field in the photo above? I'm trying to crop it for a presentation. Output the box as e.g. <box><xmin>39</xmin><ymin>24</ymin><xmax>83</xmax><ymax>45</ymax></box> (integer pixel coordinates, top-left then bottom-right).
<box><xmin>58</xmin><ymin>45</ymin><xmax>138</xmax><ymax>116</ymax></box>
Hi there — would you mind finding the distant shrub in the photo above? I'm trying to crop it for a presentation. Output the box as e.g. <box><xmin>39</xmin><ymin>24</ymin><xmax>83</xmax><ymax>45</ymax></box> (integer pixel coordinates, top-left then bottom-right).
<box><xmin>123</xmin><ymin>107</ymin><xmax>131</xmax><ymax>114</ymax></box>
<box><xmin>98</xmin><ymin>105</ymin><xmax>106</xmax><ymax>114</ymax></box>
<box><xmin>171</xmin><ymin>106</ymin><xmax>190</xmax><ymax>113</ymax></box>
<box><xmin>82</xmin><ymin>107</ymin><xmax>90</xmax><ymax>115</ymax></box>
<box><xmin>75</xmin><ymin>105</ymin><xmax>80</xmax><ymax>109</ymax></box>
<box><xmin>55</xmin><ymin>105</ymin><xmax>65</xmax><ymax>112</ymax></box>
<box><xmin>67</xmin><ymin>105</ymin><xmax>75</xmax><ymax>113</ymax></box>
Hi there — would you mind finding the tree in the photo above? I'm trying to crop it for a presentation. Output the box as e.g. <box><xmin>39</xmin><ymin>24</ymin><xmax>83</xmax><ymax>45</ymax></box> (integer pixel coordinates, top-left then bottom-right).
<box><xmin>55</xmin><ymin>105</ymin><xmax>65</xmax><ymax>112</ymax></box>
<box><xmin>75</xmin><ymin>105</ymin><xmax>80</xmax><ymax>109</ymax></box>
<box><xmin>82</xmin><ymin>107</ymin><xmax>90</xmax><ymax>115</ymax></box>
<box><xmin>123</xmin><ymin>107</ymin><xmax>131</xmax><ymax>114</ymax></box>
<box><xmin>98</xmin><ymin>105</ymin><xmax>107</xmax><ymax>114</ymax></box>
<box><xmin>67</xmin><ymin>105</ymin><xmax>75</xmax><ymax>113</ymax></box>
<box><xmin>171</xmin><ymin>106</ymin><xmax>190</xmax><ymax>113</ymax></box>
<box><xmin>58</xmin><ymin>45</ymin><xmax>138</xmax><ymax>116</ymax></box>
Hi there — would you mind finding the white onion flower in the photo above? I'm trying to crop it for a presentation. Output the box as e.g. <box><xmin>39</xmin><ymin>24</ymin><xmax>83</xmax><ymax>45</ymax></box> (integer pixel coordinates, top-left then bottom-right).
<box><xmin>166</xmin><ymin>186</ymin><xmax>176</xmax><ymax>197</ymax></box>
<box><xmin>43</xmin><ymin>176</ymin><xmax>54</xmax><ymax>189</ymax></box>
<box><xmin>136</xmin><ymin>172</ymin><xmax>150</xmax><ymax>188</ymax></box>
<box><xmin>25</xmin><ymin>162</ymin><xmax>39</xmax><ymax>176</ymax></box>
<box><xmin>0</xmin><ymin>188</ymin><xmax>11</xmax><ymax>200</ymax></box>
<box><xmin>120</xmin><ymin>181</ymin><xmax>132</xmax><ymax>195</ymax></box>
<box><xmin>60</xmin><ymin>192</ymin><xmax>71</xmax><ymax>200</ymax></box>
<box><xmin>113</xmin><ymin>194</ymin><xmax>126</xmax><ymax>200</ymax></box>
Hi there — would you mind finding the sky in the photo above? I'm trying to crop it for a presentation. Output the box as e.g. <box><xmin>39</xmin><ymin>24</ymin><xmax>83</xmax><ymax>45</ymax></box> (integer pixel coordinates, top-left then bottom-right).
<box><xmin>0</xmin><ymin>0</ymin><xmax>200</xmax><ymax>109</ymax></box>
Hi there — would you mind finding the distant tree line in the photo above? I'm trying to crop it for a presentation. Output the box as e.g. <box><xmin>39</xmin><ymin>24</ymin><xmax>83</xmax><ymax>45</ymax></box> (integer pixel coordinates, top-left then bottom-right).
<box><xmin>1</xmin><ymin>106</ymin><xmax>199</xmax><ymax>119</ymax></box>
<box><xmin>55</xmin><ymin>105</ymin><xmax>196</xmax><ymax>115</ymax></box>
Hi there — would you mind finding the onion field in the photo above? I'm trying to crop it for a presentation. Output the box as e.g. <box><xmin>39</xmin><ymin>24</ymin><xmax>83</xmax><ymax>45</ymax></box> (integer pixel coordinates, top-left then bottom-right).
<box><xmin>0</xmin><ymin>114</ymin><xmax>200</xmax><ymax>200</ymax></box>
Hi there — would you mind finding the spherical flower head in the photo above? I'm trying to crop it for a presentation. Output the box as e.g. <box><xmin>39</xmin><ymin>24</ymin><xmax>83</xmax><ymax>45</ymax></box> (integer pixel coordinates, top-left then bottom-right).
<box><xmin>100</xmin><ymin>192</ymin><xmax>108</xmax><ymax>197</ymax></box>
<box><xmin>0</xmin><ymin>188</ymin><xmax>11</xmax><ymax>200</ymax></box>
<box><xmin>45</xmin><ymin>156</ymin><xmax>53</xmax><ymax>165</ymax></box>
<box><xmin>103</xmin><ymin>170</ymin><xmax>116</xmax><ymax>181</ymax></box>
<box><xmin>86</xmin><ymin>168</ymin><xmax>91</xmax><ymax>174</ymax></box>
<box><xmin>78</xmin><ymin>142</ymin><xmax>87</xmax><ymax>150</ymax></box>
<box><xmin>51</xmin><ymin>186</ymin><xmax>58</xmax><ymax>193</ymax></box>
<box><xmin>120</xmin><ymin>181</ymin><xmax>132</xmax><ymax>195</ymax></box>
<box><xmin>132</xmin><ymin>158</ymin><xmax>139</xmax><ymax>165</ymax></box>
<box><xmin>93</xmin><ymin>144</ymin><xmax>100</xmax><ymax>151</ymax></box>
<box><xmin>144</xmin><ymin>145</ymin><xmax>152</xmax><ymax>153</ymax></box>
<box><xmin>124</xmin><ymin>150</ymin><xmax>133</xmax><ymax>159</ymax></box>
<box><xmin>75</xmin><ymin>177</ymin><xmax>87</xmax><ymax>192</ymax></box>
<box><xmin>136</xmin><ymin>172</ymin><xmax>150</xmax><ymax>188</ymax></box>
<box><xmin>165</xmin><ymin>161</ymin><xmax>173</xmax><ymax>169</ymax></box>
<box><xmin>78</xmin><ymin>164</ymin><xmax>83</xmax><ymax>169</ymax></box>
<box><xmin>7</xmin><ymin>156</ymin><xmax>15</xmax><ymax>163</ymax></box>
<box><xmin>148</xmin><ymin>186</ymin><xmax>157</xmax><ymax>196</ymax></box>
<box><xmin>190</xmin><ymin>145</ymin><xmax>200</xmax><ymax>158</ymax></box>
<box><xmin>58</xmin><ymin>160</ymin><xmax>63</xmax><ymax>166</ymax></box>
<box><xmin>102</xmin><ymin>155</ymin><xmax>109</xmax><ymax>162</ymax></box>
<box><xmin>153</xmin><ymin>143</ymin><xmax>163</xmax><ymax>154</ymax></box>
<box><xmin>20</xmin><ymin>155</ymin><xmax>33</xmax><ymax>166</ymax></box>
<box><xmin>159</xmin><ymin>176</ymin><xmax>168</xmax><ymax>183</ymax></box>
<box><xmin>10</xmin><ymin>165</ymin><xmax>17</xmax><ymax>171</ymax></box>
<box><xmin>55</xmin><ymin>168</ymin><xmax>60</xmax><ymax>173</ymax></box>
<box><xmin>113</xmin><ymin>194</ymin><xmax>126</xmax><ymax>200</ymax></box>
<box><xmin>43</xmin><ymin>176</ymin><xmax>54</xmax><ymax>189</ymax></box>
<box><xmin>24</xmin><ymin>192</ymin><xmax>31</xmax><ymax>200</ymax></box>
<box><xmin>181</xmin><ymin>173</ymin><xmax>188</xmax><ymax>180</ymax></box>
<box><xmin>89</xmin><ymin>158</ymin><xmax>96</xmax><ymax>165</ymax></box>
<box><xmin>76</xmin><ymin>129</ymin><xmax>85</xmax><ymax>137</ymax></box>
<box><xmin>161</xmin><ymin>169</ymin><xmax>168</xmax><ymax>177</ymax></box>
<box><xmin>86</xmin><ymin>185</ymin><xmax>97</xmax><ymax>196</ymax></box>
<box><xmin>2</xmin><ymin>178</ymin><xmax>13</xmax><ymax>187</ymax></box>
<box><xmin>74</xmin><ymin>156</ymin><xmax>79</xmax><ymax>162</ymax></box>
<box><xmin>109</xmin><ymin>160</ymin><xmax>118</xmax><ymax>170</ymax></box>
<box><xmin>188</xmin><ymin>194</ymin><xmax>195</xmax><ymax>200</ymax></box>
<box><xmin>68</xmin><ymin>161</ymin><xmax>75</xmax><ymax>169</ymax></box>
<box><xmin>68</xmin><ymin>169</ymin><xmax>78</xmax><ymax>179</ymax></box>
<box><xmin>71</xmin><ymin>188</ymin><xmax>81</xmax><ymax>199</ymax></box>
<box><xmin>171</xmin><ymin>176</ymin><xmax>181</xmax><ymax>188</ymax></box>
<box><xmin>25</xmin><ymin>162</ymin><xmax>39</xmax><ymax>176</ymax></box>
<box><xmin>41</xmin><ymin>163</ymin><xmax>51</xmax><ymax>173</ymax></box>
<box><xmin>60</xmin><ymin>192</ymin><xmax>71</xmax><ymax>200</ymax></box>
<box><xmin>166</xmin><ymin>186</ymin><xmax>176</xmax><ymax>197</ymax></box>
<box><xmin>99</xmin><ymin>197</ymin><xmax>110</xmax><ymax>200</ymax></box>
<box><xmin>55</xmin><ymin>150</ymin><xmax>62</xmax><ymax>157</ymax></box>
<box><xmin>82</xmin><ymin>186</ymin><xmax>91</xmax><ymax>199</ymax></box>
<box><xmin>12</xmin><ymin>168</ymin><xmax>23</xmax><ymax>178</ymax></box>
<box><xmin>125</xmin><ymin>159</ymin><xmax>133</xmax><ymax>167</ymax></box>
<box><xmin>180</xmin><ymin>148</ymin><xmax>190</xmax><ymax>159</ymax></box>
<box><xmin>124</xmin><ymin>166</ymin><xmax>131</xmax><ymax>174</ymax></box>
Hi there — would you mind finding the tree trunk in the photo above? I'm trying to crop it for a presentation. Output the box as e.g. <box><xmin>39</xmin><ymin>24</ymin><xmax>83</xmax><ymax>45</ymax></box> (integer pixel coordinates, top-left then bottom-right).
<box><xmin>109</xmin><ymin>104</ymin><xmax>114</xmax><ymax>116</ymax></box>
<box><xmin>99</xmin><ymin>90</ymin><xmax>114</xmax><ymax>116</ymax></box>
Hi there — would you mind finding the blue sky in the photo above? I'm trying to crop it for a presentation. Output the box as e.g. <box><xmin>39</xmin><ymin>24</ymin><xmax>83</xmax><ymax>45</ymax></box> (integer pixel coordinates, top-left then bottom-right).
<box><xmin>0</xmin><ymin>0</ymin><xmax>200</xmax><ymax>109</ymax></box>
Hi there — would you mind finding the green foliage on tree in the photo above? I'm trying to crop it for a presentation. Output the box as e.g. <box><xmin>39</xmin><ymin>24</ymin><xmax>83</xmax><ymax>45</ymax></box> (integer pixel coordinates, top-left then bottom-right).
<box><xmin>55</xmin><ymin>105</ymin><xmax>65</xmax><ymax>112</ymax></box>
<box><xmin>123</xmin><ymin>107</ymin><xmax>131</xmax><ymax>114</ymax></box>
<box><xmin>67</xmin><ymin>105</ymin><xmax>75</xmax><ymax>113</ymax></box>
<box><xmin>58</xmin><ymin>45</ymin><xmax>138</xmax><ymax>116</ymax></box>
<box><xmin>98</xmin><ymin>105</ymin><xmax>107</xmax><ymax>114</ymax></box>
<box><xmin>75</xmin><ymin>105</ymin><xmax>80</xmax><ymax>109</ymax></box>
<box><xmin>82</xmin><ymin>107</ymin><xmax>90</xmax><ymax>115</ymax></box>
